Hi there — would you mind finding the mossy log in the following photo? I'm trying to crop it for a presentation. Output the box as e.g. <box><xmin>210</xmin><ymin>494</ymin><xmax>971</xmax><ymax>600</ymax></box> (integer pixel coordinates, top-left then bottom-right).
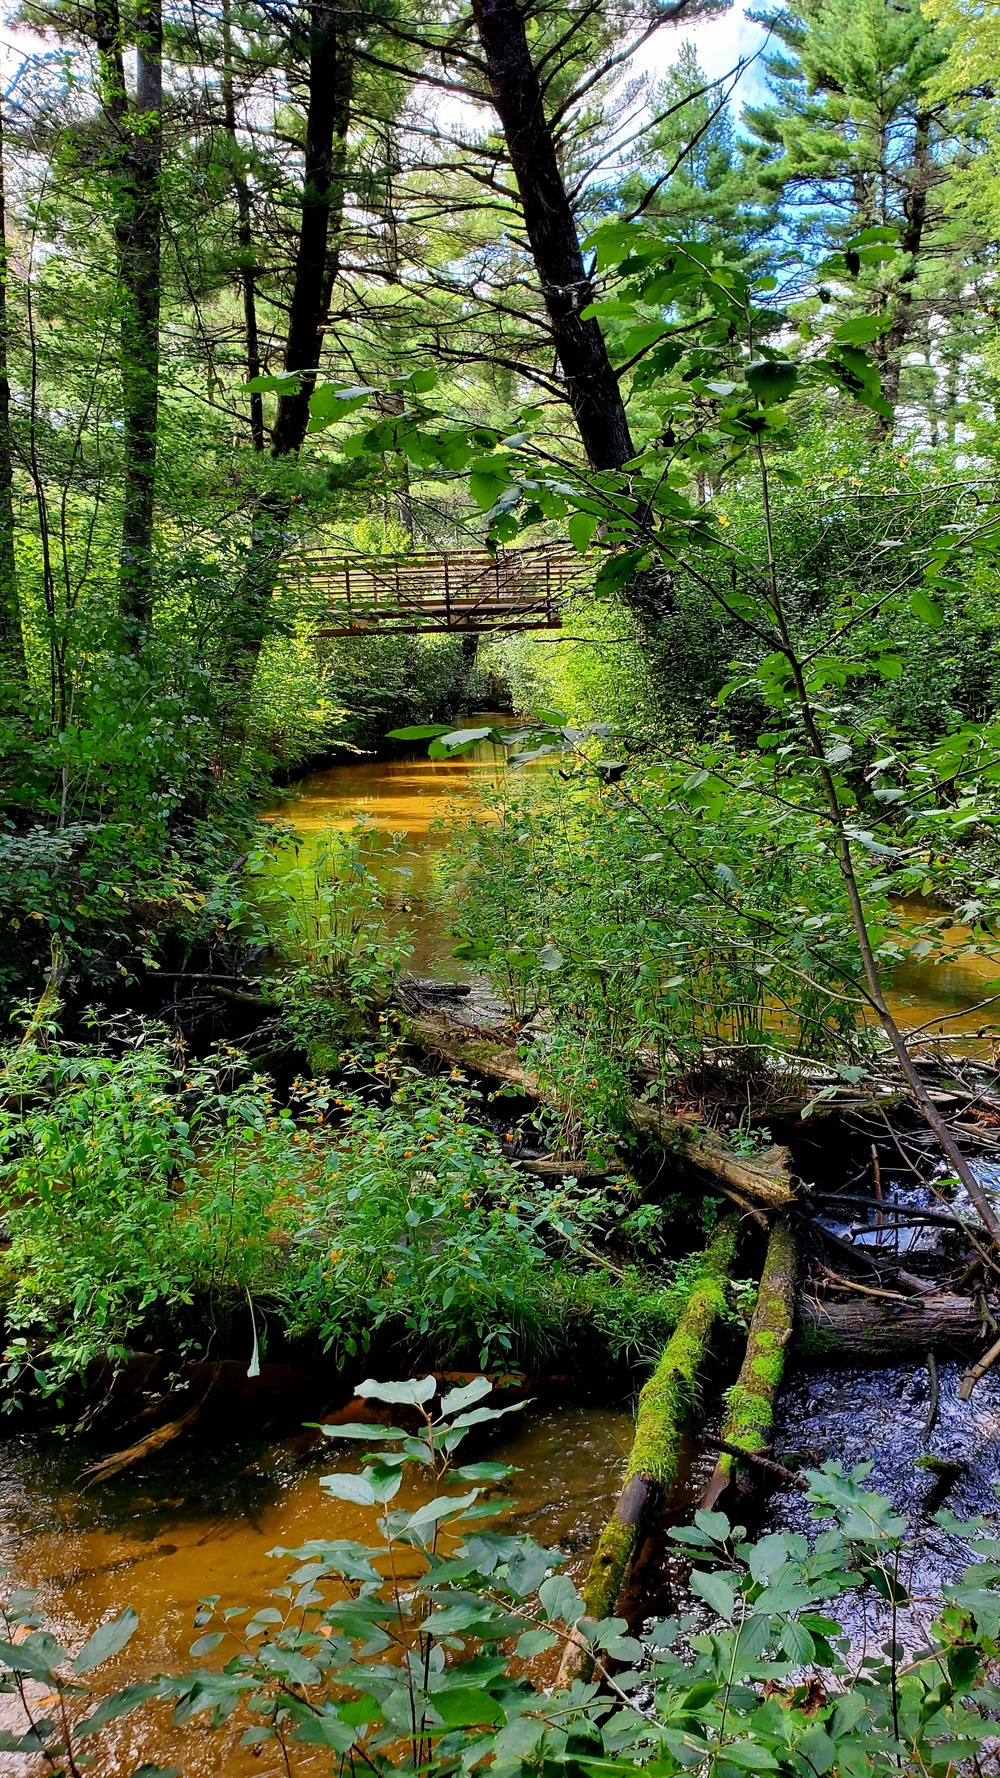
<box><xmin>797</xmin><ymin>1291</ymin><xmax>983</xmax><ymax>1360</ymax></box>
<box><xmin>701</xmin><ymin>1218</ymin><xmax>797</xmax><ymax>1509</ymax></box>
<box><xmin>557</xmin><ymin>1214</ymin><xmax>740</xmax><ymax>1685</ymax></box>
<box><xmin>397</xmin><ymin>1012</ymin><xmax>795</xmax><ymax>1207</ymax></box>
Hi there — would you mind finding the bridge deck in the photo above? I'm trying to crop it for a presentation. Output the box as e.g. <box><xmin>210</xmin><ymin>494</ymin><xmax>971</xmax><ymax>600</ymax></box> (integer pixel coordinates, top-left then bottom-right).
<box><xmin>283</xmin><ymin>544</ymin><xmax>588</xmax><ymax>636</ymax></box>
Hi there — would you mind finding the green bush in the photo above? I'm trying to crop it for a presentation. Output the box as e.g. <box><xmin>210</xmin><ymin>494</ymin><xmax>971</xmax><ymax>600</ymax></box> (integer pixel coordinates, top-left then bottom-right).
<box><xmin>0</xmin><ymin>1032</ymin><xmax>688</xmax><ymax>1396</ymax></box>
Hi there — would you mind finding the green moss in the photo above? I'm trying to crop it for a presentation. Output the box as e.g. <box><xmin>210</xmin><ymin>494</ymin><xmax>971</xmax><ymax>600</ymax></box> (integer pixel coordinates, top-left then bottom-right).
<box><xmin>714</xmin><ymin>1219</ymin><xmax>796</xmax><ymax>1483</ymax></box>
<box><xmin>579</xmin><ymin>1214</ymin><xmax>740</xmax><ymax>1626</ymax></box>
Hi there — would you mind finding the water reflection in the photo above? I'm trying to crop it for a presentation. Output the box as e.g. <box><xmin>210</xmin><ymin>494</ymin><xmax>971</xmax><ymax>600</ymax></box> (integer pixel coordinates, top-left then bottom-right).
<box><xmin>0</xmin><ymin>1404</ymin><xmax>633</xmax><ymax>1775</ymax></box>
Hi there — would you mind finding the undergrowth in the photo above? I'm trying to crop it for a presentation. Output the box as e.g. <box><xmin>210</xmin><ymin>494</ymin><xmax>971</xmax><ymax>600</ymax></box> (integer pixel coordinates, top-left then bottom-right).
<box><xmin>0</xmin><ymin>1028</ymin><xmax>708</xmax><ymax>1402</ymax></box>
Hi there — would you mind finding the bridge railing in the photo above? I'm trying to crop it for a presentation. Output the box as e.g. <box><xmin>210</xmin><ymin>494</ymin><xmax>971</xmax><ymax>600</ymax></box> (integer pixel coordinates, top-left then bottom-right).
<box><xmin>281</xmin><ymin>544</ymin><xmax>591</xmax><ymax>637</ymax></box>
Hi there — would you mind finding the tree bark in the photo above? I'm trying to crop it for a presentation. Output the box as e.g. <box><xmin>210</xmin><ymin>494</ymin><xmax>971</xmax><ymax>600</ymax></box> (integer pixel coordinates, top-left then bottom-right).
<box><xmin>558</xmin><ymin>1215</ymin><xmax>740</xmax><ymax>1683</ymax></box>
<box><xmin>469</xmin><ymin>0</ymin><xmax>634</xmax><ymax>473</ymax></box>
<box><xmin>0</xmin><ymin>97</ymin><xmax>23</xmax><ymax>681</ymax></box>
<box><xmin>221</xmin><ymin>0</ymin><xmax>264</xmax><ymax>453</ymax></box>
<box><xmin>701</xmin><ymin>1218</ymin><xmax>796</xmax><ymax>1508</ymax></box>
<box><xmin>223</xmin><ymin>4</ymin><xmax>353</xmax><ymax>696</ymax></box>
<box><xmin>797</xmin><ymin>1291</ymin><xmax>982</xmax><ymax>1360</ymax></box>
<box><xmin>875</xmin><ymin>110</ymin><xmax>936</xmax><ymax>421</ymax></box>
<box><xmin>96</xmin><ymin>0</ymin><xmax>163</xmax><ymax>638</ymax></box>
<box><xmin>272</xmin><ymin>2</ymin><xmax>353</xmax><ymax>457</ymax></box>
<box><xmin>396</xmin><ymin>1008</ymin><xmax>796</xmax><ymax>1206</ymax></box>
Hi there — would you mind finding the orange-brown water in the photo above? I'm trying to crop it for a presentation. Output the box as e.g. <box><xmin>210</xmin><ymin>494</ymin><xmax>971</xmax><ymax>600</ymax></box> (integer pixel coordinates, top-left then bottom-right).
<box><xmin>0</xmin><ymin>1404</ymin><xmax>633</xmax><ymax>1773</ymax></box>
<box><xmin>263</xmin><ymin>732</ymin><xmax>1000</xmax><ymax>1047</ymax></box>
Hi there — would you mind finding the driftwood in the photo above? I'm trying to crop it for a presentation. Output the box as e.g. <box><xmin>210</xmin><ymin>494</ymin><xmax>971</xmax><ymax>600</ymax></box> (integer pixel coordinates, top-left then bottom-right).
<box><xmin>797</xmin><ymin>1292</ymin><xmax>984</xmax><ymax>1360</ymax></box>
<box><xmin>702</xmin><ymin>1219</ymin><xmax>797</xmax><ymax>1509</ymax></box>
<box><xmin>557</xmin><ymin>1215</ymin><xmax>740</xmax><ymax>1686</ymax></box>
<box><xmin>398</xmin><ymin>1012</ymin><xmax>795</xmax><ymax>1207</ymax></box>
<box><xmin>79</xmin><ymin>1366</ymin><xmax>221</xmax><ymax>1485</ymax></box>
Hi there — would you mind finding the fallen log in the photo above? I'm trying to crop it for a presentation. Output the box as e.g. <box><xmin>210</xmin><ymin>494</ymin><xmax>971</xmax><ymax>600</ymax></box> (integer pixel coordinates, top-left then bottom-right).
<box><xmin>79</xmin><ymin>1365</ymin><xmax>221</xmax><ymax>1486</ymax></box>
<box><xmin>797</xmin><ymin>1291</ymin><xmax>985</xmax><ymax>1360</ymax></box>
<box><xmin>397</xmin><ymin>1012</ymin><xmax>795</xmax><ymax>1207</ymax></box>
<box><xmin>702</xmin><ymin>1218</ymin><xmax>797</xmax><ymax>1509</ymax></box>
<box><xmin>557</xmin><ymin>1214</ymin><xmax>740</xmax><ymax>1685</ymax></box>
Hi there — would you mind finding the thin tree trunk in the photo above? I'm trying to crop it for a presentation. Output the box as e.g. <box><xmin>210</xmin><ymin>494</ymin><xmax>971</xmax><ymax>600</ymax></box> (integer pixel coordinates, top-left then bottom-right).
<box><xmin>272</xmin><ymin>2</ymin><xmax>353</xmax><ymax>456</ymax></box>
<box><xmin>221</xmin><ymin>0</ymin><xmax>264</xmax><ymax>453</ymax></box>
<box><xmin>0</xmin><ymin>97</ymin><xmax>24</xmax><ymax>681</ymax></box>
<box><xmin>223</xmin><ymin>5</ymin><xmax>353</xmax><ymax>699</ymax></box>
<box><xmin>96</xmin><ymin>0</ymin><xmax>163</xmax><ymax>638</ymax></box>
<box><xmin>470</xmin><ymin>0</ymin><xmax>634</xmax><ymax>472</ymax></box>
<box><xmin>875</xmin><ymin>110</ymin><xmax>935</xmax><ymax>423</ymax></box>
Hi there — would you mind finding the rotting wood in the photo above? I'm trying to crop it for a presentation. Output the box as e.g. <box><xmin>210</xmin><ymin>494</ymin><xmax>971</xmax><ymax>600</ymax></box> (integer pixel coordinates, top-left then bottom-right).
<box><xmin>701</xmin><ymin>1218</ymin><xmax>797</xmax><ymax>1509</ymax></box>
<box><xmin>557</xmin><ymin>1214</ymin><xmax>740</xmax><ymax>1686</ymax></box>
<box><xmin>958</xmin><ymin>1329</ymin><xmax>1000</xmax><ymax>1399</ymax></box>
<box><xmin>703</xmin><ymin>1435</ymin><xmax>806</xmax><ymax>1491</ymax></box>
<box><xmin>397</xmin><ymin>1012</ymin><xmax>795</xmax><ymax>1207</ymax></box>
<box><xmin>798</xmin><ymin>1291</ymin><xmax>983</xmax><ymax>1360</ymax></box>
<box><xmin>79</xmin><ymin>1365</ymin><xmax>221</xmax><ymax>1486</ymax></box>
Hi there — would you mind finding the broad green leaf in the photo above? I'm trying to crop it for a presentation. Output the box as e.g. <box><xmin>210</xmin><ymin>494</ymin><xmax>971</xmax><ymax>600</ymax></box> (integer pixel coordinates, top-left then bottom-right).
<box><xmin>568</xmin><ymin>511</ymin><xmax>599</xmax><ymax>552</ymax></box>
<box><xmin>745</xmin><ymin>358</ymin><xmax>798</xmax><ymax>404</ymax></box>
<box><xmin>689</xmin><ymin>1567</ymin><xmax>736</xmax><ymax>1620</ymax></box>
<box><xmin>356</xmin><ymin>1376</ymin><xmax>437</xmax><ymax>1405</ymax></box>
<box><xmin>432</xmin><ymin>1687</ymin><xmax>505</xmax><ymax>1728</ymax></box>
<box><xmin>386</xmin><ymin>725</ymin><xmax>452</xmax><ymax>740</ymax></box>
<box><xmin>471</xmin><ymin>470</ymin><xmax>505</xmax><ymax>510</ymax></box>
<box><xmin>539</xmin><ymin>1572</ymin><xmax>584</xmax><ymax>1623</ymax></box>
<box><xmin>320</xmin><ymin>1472</ymin><xmax>377</xmax><ymax>1506</ymax></box>
<box><xmin>911</xmin><ymin>588</ymin><xmax>943</xmax><ymax>625</ymax></box>
<box><xmin>74</xmin><ymin>1608</ymin><xmax>139</xmax><ymax>1674</ymax></box>
<box><xmin>439</xmin><ymin>1376</ymin><xmax>493</xmax><ymax>1416</ymax></box>
<box><xmin>319</xmin><ymin>1423</ymin><xmax>405</xmax><ymax>1441</ymax></box>
<box><xmin>833</xmin><ymin>314</ymin><xmax>892</xmax><ymax>344</ymax></box>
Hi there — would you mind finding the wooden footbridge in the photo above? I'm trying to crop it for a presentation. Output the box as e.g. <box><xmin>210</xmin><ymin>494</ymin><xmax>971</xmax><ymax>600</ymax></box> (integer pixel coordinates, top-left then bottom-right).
<box><xmin>283</xmin><ymin>544</ymin><xmax>589</xmax><ymax>637</ymax></box>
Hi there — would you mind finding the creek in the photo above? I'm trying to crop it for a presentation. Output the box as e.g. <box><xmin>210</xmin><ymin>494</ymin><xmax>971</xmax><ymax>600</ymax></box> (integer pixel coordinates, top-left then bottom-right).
<box><xmin>2</xmin><ymin>731</ymin><xmax>999</xmax><ymax>1771</ymax></box>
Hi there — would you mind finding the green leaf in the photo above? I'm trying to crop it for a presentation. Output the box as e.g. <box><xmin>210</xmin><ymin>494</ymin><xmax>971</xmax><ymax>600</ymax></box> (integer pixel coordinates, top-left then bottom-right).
<box><xmin>243</xmin><ymin>371</ymin><xmax>303</xmax><ymax>394</ymax></box>
<box><xmin>515</xmin><ymin>1628</ymin><xmax>558</xmax><ymax>1656</ymax></box>
<box><xmin>439</xmin><ymin>1376</ymin><xmax>493</xmax><ymax>1416</ymax></box>
<box><xmin>432</xmin><ymin>1687</ymin><xmax>505</xmax><ymax>1728</ymax></box>
<box><xmin>319</xmin><ymin>1472</ymin><xmax>377</xmax><ymax>1506</ymax></box>
<box><xmin>689</xmin><ymin>1568</ymin><xmax>736</xmax><ymax>1620</ymax></box>
<box><xmin>833</xmin><ymin>314</ymin><xmax>892</xmax><ymax>343</ymax></box>
<box><xmin>0</xmin><ymin>1633</ymin><xmax>67</xmax><ymax>1682</ymax></box>
<box><xmin>723</xmin><ymin>1741</ymin><xmax>780</xmax><ymax>1770</ymax></box>
<box><xmin>781</xmin><ymin>1617</ymin><xmax>816</xmax><ymax>1664</ymax></box>
<box><xmin>539</xmin><ymin>1573</ymin><xmax>584</xmax><ymax>1623</ymax></box>
<box><xmin>318</xmin><ymin>1423</ymin><xmax>405</xmax><ymax>1441</ymax></box>
<box><xmin>386</xmin><ymin>725</ymin><xmax>452</xmax><ymax>741</ymax></box>
<box><xmin>568</xmin><ymin>511</ymin><xmax>599</xmax><ymax>552</ymax></box>
<box><xmin>77</xmin><ymin>1683</ymin><xmax>164</xmax><ymax>1738</ymax></box>
<box><xmin>74</xmin><ymin>1608</ymin><xmax>139</xmax><ymax>1674</ymax></box>
<box><xmin>131</xmin><ymin>1768</ymin><xmax>181</xmax><ymax>1778</ymax></box>
<box><xmin>188</xmin><ymin>1632</ymin><xmax>225</xmax><ymax>1657</ymax></box>
<box><xmin>745</xmin><ymin>358</ymin><xmax>798</xmax><ymax>404</ymax></box>
<box><xmin>438</xmin><ymin>728</ymin><xmax>493</xmax><ymax>749</ymax></box>
<box><xmin>911</xmin><ymin>588</ymin><xmax>943</xmax><ymax>625</ymax></box>
<box><xmin>471</xmin><ymin>470</ymin><xmax>505</xmax><ymax>510</ymax></box>
<box><xmin>356</xmin><ymin>1376</ymin><xmax>437</xmax><ymax>1405</ymax></box>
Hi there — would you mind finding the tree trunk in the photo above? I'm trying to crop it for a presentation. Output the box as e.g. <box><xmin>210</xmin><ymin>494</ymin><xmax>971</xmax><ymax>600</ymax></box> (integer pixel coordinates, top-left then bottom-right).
<box><xmin>223</xmin><ymin>5</ymin><xmax>353</xmax><ymax>697</ymax></box>
<box><xmin>96</xmin><ymin>0</ymin><xmax>163</xmax><ymax>638</ymax></box>
<box><xmin>272</xmin><ymin>2</ymin><xmax>353</xmax><ymax>457</ymax></box>
<box><xmin>396</xmin><ymin>1009</ymin><xmax>796</xmax><ymax>1206</ymax></box>
<box><xmin>797</xmin><ymin>1291</ymin><xmax>982</xmax><ymax>1360</ymax></box>
<box><xmin>0</xmin><ymin>98</ymin><xmax>23</xmax><ymax>681</ymax></box>
<box><xmin>558</xmin><ymin>1215</ymin><xmax>740</xmax><ymax>1683</ymax></box>
<box><xmin>875</xmin><ymin>110</ymin><xmax>935</xmax><ymax>422</ymax></box>
<box><xmin>221</xmin><ymin>0</ymin><xmax>264</xmax><ymax>453</ymax></box>
<box><xmin>469</xmin><ymin>0</ymin><xmax>634</xmax><ymax>473</ymax></box>
<box><xmin>701</xmin><ymin>1218</ymin><xmax>796</xmax><ymax>1508</ymax></box>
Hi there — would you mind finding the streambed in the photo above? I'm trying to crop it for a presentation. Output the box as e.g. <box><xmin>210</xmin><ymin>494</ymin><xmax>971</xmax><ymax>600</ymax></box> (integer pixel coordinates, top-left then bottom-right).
<box><xmin>0</xmin><ymin>733</ymin><xmax>997</xmax><ymax>1769</ymax></box>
